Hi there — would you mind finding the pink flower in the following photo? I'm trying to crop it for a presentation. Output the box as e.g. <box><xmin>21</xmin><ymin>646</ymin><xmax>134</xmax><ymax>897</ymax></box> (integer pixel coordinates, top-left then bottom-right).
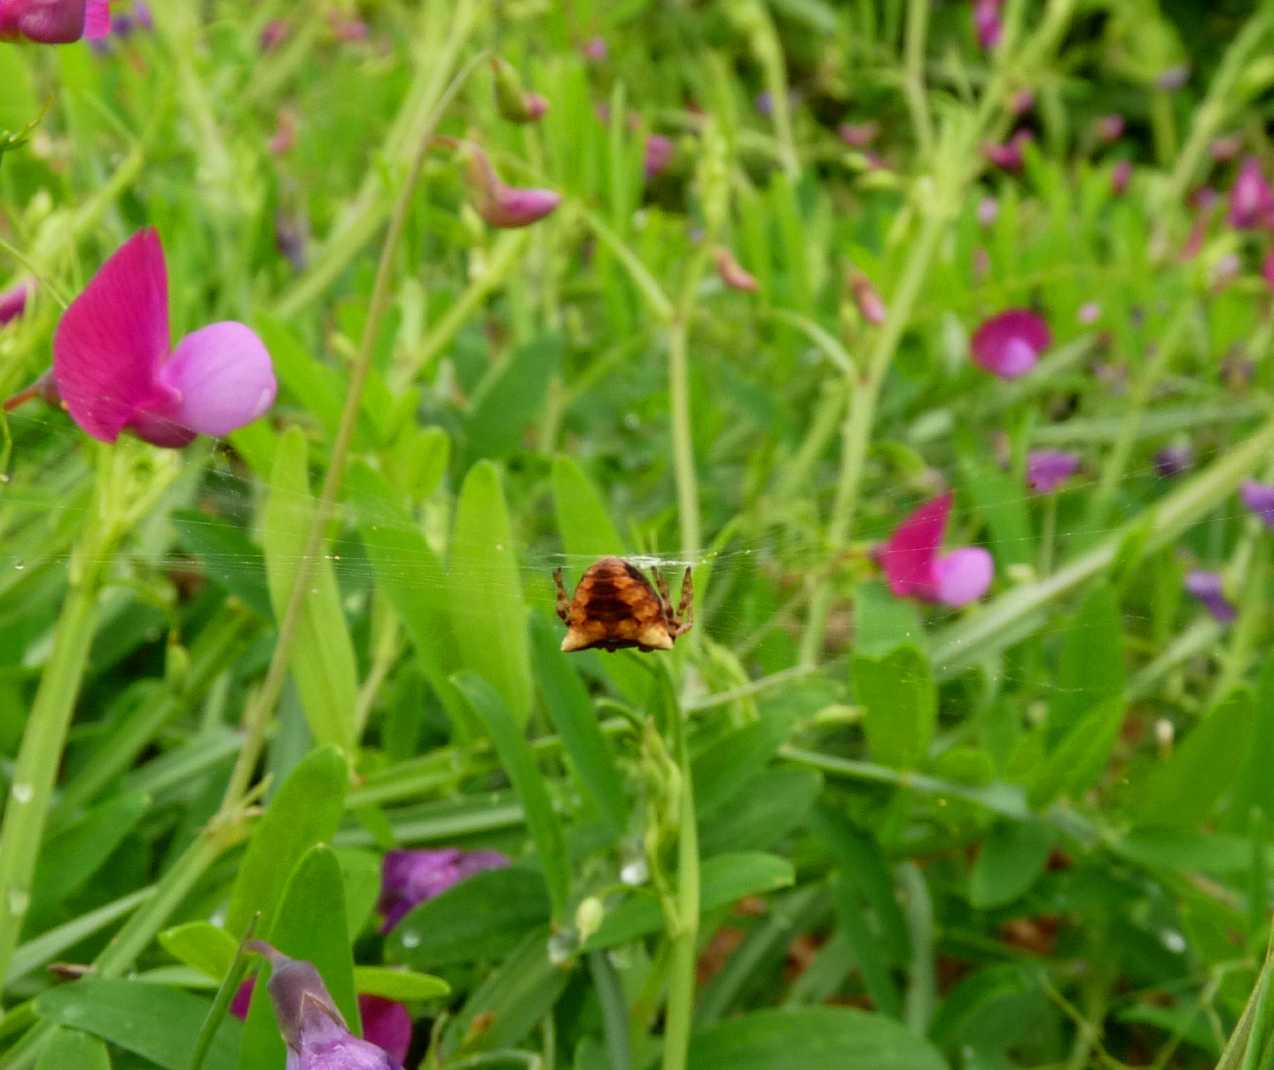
<box><xmin>850</xmin><ymin>272</ymin><xmax>887</xmax><ymax>326</ymax></box>
<box><xmin>1097</xmin><ymin>114</ymin><xmax>1125</xmax><ymax>143</ymax></box>
<box><xmin>378</xmin><ymin>848</ymin><xmax>508</xmax><ymax>933</ymax></box>
<box><xmin>880</xmin><ymin>492</ymin><xmax>993</xmax><ymax>607</ymax></box>
<box><xmin>713</xmin><ymin>247</ymin><xmax>758</xmax><ymax>292</ymax></box>
<box><xmin>0</xmin><ymin>0</ymin><xmax>109</xmax><ymax>43</ymax></box>
<box><xmin>976</xmin><ymin>197</ymin><xmax>998</xmax><ymax>227</ymax></box>
<box><xmin>644</xmin><ymin>134</ymin><xmax>674</xmax><ymax>179</ymax></box>
<box><xmin>1185</xmin><ymin>570</ymin><xmax>1236</xmax><ymax>623</ymax></box>
<box><xmin>1111</xmin><ymin>159</ymin><xmax>1132</xmax><ymax>196</ymax></box>
<box><xmin>39</xmin><ymin>230</ymin><xmax>275</xmax><ymax>448</ymax></box>
<box><xmin>259</xmin><ymin>18</ymin><xmax>289</xmax><ymax>51</ymax></box>
<box><xmin>1078</xmin><ymin>302</ymin><xmax>1100</xmax><ymax>325</ymax></box>
<box><xmin>837</xmin><ymin>121</ymin><xmax>880</xmax><ymax>148</ymax></box>
<box><xmin>984</xmin><ymin>130</ymin><xmax>1032</xmax><ymax>172</ymax></box>
<box><xmin>1026</xmin><ymin>450</ymin><xmax>1079</xmax><ymax>493</ymax></box>
<box><xmin>458</xmin><ymin>142</ymin><xmax>561</xmax><ymax>228</ymax></box>
<box><xmin>0</xmin><ymin>279</ymin><xmax>31</xmax><ymax>326</ymax></box>
<box><xmin>1228</xmin><ymin>157</ymin><xmax>1274</xmax><ymax>230</ymax></box>
<box><xmin>1010</xmin><ymin>89</ymin><xmax>1035</xmax><ymax>117</ymax></box>
<box><xmin>973</xmin><ymin>0</ymin><xmax>1002</xmax><ymax>49</ymax></box>
<box><xmin>971</xmin><ymin>309</ymin><xmax>1051</xmax><ymax>379</ymax></box>
<box><xmin>582</xmin><ymin>35</ymin><xmax>606</xmax><ymax>62</ymax></box>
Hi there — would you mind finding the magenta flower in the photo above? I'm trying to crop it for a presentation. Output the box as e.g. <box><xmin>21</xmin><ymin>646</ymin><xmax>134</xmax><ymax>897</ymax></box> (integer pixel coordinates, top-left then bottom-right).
<box><xmin>837</xmin><ymin>121</ymin><xmax>880</xmax><ymax>148</ymax></box>
<box><xmin>260</xmin><ymin>18</ymin><xmax>289</xmax><ymax>51</ymax></box>
<box><xmin>1185</xmin><ymin>570</ymin><xmax>1236</xmax><ymax>623</ymax></box>
<box><xmin>1241</xmin><ymin>481</ymin><xmax>1274</xmax><ymax>529</ymax></box>
<box><xmin>378</xmin><ymin>848</ymin><xmax>508</xmax><ymax>933</ymax></box>
<box><xmin>0</xmin><ymin>0</ymin><xmax>109</xmax><ymax>43</ymax></box>
<box><xmin>1228</xmin><ymin>157</ymin><xmax>1274</xmax><ymax>230</ymax></box>
<box><xmin>713</xmin><ymin>247</ymin><xmax>758</xmax><ymax>292</ymax></box>
<box><xmin>880</xmin><ymin>492</ymin><xmax>993</xmax><ymax>607</ymax></box>
<box><xmin>41</xmin><ymin>230</ymin><xmax>275</xmax><ymax>448</ymax></box>
<box><xmin>971</xmin><ymin>309</ymin><xmax>1051</xmax><ymax>379</ymax></box>
<box><xmin>977</xmin><ymin>197</ymin><xmax>999</xmax><ymax>227</ymax></box>
<box><xmin>1027</xmin><ymin>450</ymin><xmax>1079</xmax><ymax>493</ymax></box>
<box><xmin>973</xmin><ymin>0</ymin><xmax>1002</xmax><ymax>49</ymax></box>
<box><xmin>233</xmin><ymin>978</ymin><xmax>411</xmax><ymax>1066</ymax></box>
<box><xmin>1154</xmin><ymin>444</ymin><xmax>1193</xmax><ymax>478</ymax></box>
<box><xmin>1097</xmin><ymin>114</ymin><xmax>1125</xmax><ymax>143</ymax></box>
<box><xmin>0</xmin><ymin>279</ymin><xmax>31</xmax><ymax>326</ymax></box>
<box><xmin>644</xmin><ymin>134</ymin><xmax>674</xmax><ymax>179</ymax></box>
<box><xmin>850</xmin><ymin>272</ymin><xmax>887</xmax><ymax>326</ymax></box>
<box><xmin>1111</xmin><ymin>159</ymin><xmax>1132</xmax><ymax>196</ymax></box>
<box><xmin>984</xmin><ymin>130</ymin><xmax>1032</xmax><ymax>172</ymax></box>
<box><xmin>458</xmin><ymin>142</ymin><xmax>561</xmax><ymax>229</ymax></box>
<box><xmin>582</xmin><ymin>35</ymin><xmax>606</xmax><ymax>62</ymax></box>
<box><xmin>246</xmin><ymin>944</ymin><xmax>404</xmax><ymax>1070</ymax></box>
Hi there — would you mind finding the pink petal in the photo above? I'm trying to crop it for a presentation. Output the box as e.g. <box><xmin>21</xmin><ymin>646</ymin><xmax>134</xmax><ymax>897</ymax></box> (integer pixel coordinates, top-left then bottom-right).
<box><xmin>83</xmin><ymin>0</ymin><xmax>109</xmax><ymax>38</ymax></box>
<box><xmin>53</xmin><ymin>229</ymin><xmax>172</xmax><ymax>442</ymax></box>
<box><xmin>971</xmin><ymin>309</ymin><xmax>1051</xmax><ymax>379</ymax></box>
<box><xmin>155</xmin><ymin>321</ymin><xmax>276</xmax><ymax>437</ymax></box>
<box><xmin>934</xmin><ymin>547</ymin><xmax>993</xmax><ymax>606</ymax></box>
<box><xmin>358</xmin><ymin>996</ymin><xmax>412</xmax><ymax>1064</ymax></box>
<box><xmin>881</xmin><ymin>493</ymin><xmax>951</xmax><ymax>600</ymax></box>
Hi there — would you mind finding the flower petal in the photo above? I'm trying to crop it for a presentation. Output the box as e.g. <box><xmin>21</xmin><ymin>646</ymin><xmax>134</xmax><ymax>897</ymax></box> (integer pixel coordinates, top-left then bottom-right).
<box><xmin>934</xmin><ymin>547</ymin><xmax>993</xmax><ymax>606</ymax></box>
<box><xmin>53</xmin><ymin>228</ymin><xmax>171</xmax><ymax>442</ymax></box>
<box><xmin>1185</xmin><ymin>570</ymin><xmax>1236</xmax><ymax>623</ymax></box>
<box><xmin>971</xmin><ymin>309</ymin><xmax>1050</xmax><ymax>379</ymax></box>
<box><xmin>881</xmin><ymin>492</ymin><xmax>951</xmax><ymax>600</ymax></box>
<box><xmin>155</xmin><ymin>321</ymin><xmax>276</xmax><ymax>436</ymax></box>
<box><xmin>1026</xmin><ymin>450</ymin><xmax>1080</xmax><ymax>493</ymax></box>
<box><xmin>84</xmin><ymin>0</ymin><xmax>109</xmax><ymax>37</ymax></box>
<box><xmin>358</xmin><ymin>996</ymin><xmax>412</xmax><ymax>1065</ymax></box>
<box><xmin>377</xmin><ymin>847</ymin><xmax>507</xmax><ymax>933</ymax></box>
<box><xmin>1241</xmin><ymin>480</ymin><xmax>1274</xmax><ymax>529</ymax></box>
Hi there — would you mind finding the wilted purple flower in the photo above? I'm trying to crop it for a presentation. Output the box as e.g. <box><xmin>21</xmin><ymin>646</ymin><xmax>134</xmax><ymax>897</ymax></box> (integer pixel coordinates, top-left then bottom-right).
<box><xmin>0</xmin><ymin>0</ymin><xmax>109</xmax><ymax>43</ymax></box>
<box><xmin>0</xmin><ymin>279</ymin><xmax>31</xmax><ymax>326</ymax></box>
<box><xmin>1211</xmin><ymin>134</ymin><xmax>1242</xmax><ymax>163</ymax></box>
<box><xmin>1227</xmin><ymin>157</ymin><xmax>1274</xmax><ymax>229</ymax></box>
<box><xmin>582</xmin><ymin>35</ymin><xmax>606</xmax><ymax>62</ymax></box>
<box><xmin>976</xmin><ymin>197</ymin><xmax>998</xmax><ymax>227</ymax></box>
<box><xmin>971</xmin><ymin>309</ymin><xmax>1051</xmax><ymax>379</ymax></box>
<box><xmin>1027</xmin><ymin>450</ymin><xmax>1080</xmax><ymax>493</ymax></box>
<box><xmin>379</xmin><ymin>848</ymin><xmax>508</xmax><ymax>933</ymax></box>
<box><xmin>644</xmin><ymin>134</ymin><xmax>674</xmax><ymax>179</ymax></box>
<box><xmin>1111</xmin><ymin>159</ymin><xmax>1132</xmax><ymax>196</ymax></box>
<box><xmin>1155</xmin><ymin>65</ymin><xmax>1190</xmax><ymax>91</ymax></box>
<box><xmin>456</xmin><ymin>142</ymin><xmax>561</xmax><ymax>228</ymax></box>
<box><xmin>850</xmin><ymin>272</ymin><xmax>887</xmax><ymax>326</ymax></box>
<box><xmin>9</xmin><ymin>230</ymin><xmax>275</xmax><ymax>447</ymax></box>
<box><xmin>713</xmin><ymin>247</ymin><xmax>758</xmax><ymax>292</ymax></box>
<box><xmin>984</xmin><ymin>130</ymin><xmax>1033</xmax><ymax>172</ymax></box>
<box><xmin>1097</xmin><ymin>114</ymin><xmax>1125</xmax><ymax>143</ymax></box>
<box><xmin>1185</xmin><ymin>570</ymin><xmax>1236</xmax><ymax>623</ymax></box>
<box><xmin>1241</xmin><ymin>481</ymin><xmax>1274</xmax><ymax>529</ymax></box>
<box><xmin>1078</xmin><ymin>302</ymin><xmax>1101</xmax><ymax>325</ymax></box>
<box><xmin>246</xmin><ymin>944</ymin><xmax>404</xmax><ymax>1070</ymax></box>
<box><xmin>880</xmin><ymin>492</ymin><xmax>993</xmax><ymax>607</ymax></box>
<box><xmin>973</xmin><ymin>0</ymin><xmax>1002</xmax><ymax>50</ymax></box>
<box><xmin>838</xmin><ymin>121</ymin><xmax>880</xmax><ymax>148</ymax></box>
<box><xmin>260</xmin><ymin>18</ymin><xmax>289</xmax><ymax>51</ymax></box>
<box><xmin>1154</xmin><ymin>444</ymin><xmax>1193</xmax><ymax>477</ymax></box>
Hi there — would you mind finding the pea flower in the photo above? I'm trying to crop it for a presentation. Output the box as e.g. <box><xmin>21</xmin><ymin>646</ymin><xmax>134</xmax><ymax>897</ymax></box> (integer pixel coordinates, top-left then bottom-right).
<box><xmin>973</xmin><ymin>0</ymin><xmax>1002</xmax><ymax>50</ymax></box>
<box><xmin>1154</xmin><ymin>444</ymin><xmax>1193</xmax><ymax>478</ymax></box>
<box><xmin>27</xmin><ymin>229</ymin><xmax>276</xmax><ymax>447</ymax></box>
<box><xmin>1228</xmin><ymin>157</ymin><xmax>1274</xmax><ymax>230</ymax></box>
<box><xmin>1211</xmin><ymin>135</ymin><xmax>1242</xmax><ymax>163</ymax></box>
<box><xmin>712</xmin><ymin>247</ymin><xmax>758</xmax><ymax>292</ymax></box>
<box><xmin>378</xmin><ymin>848</ymin><xmax>508</xmax><ymax>933</ymax></box>
<box><xmin>246</xmin><ymin>943</ymin><xmax>404</xmax><ymax>1070</ymax></box>
<box><xmin>984</xmin><ymin>130</ymin><xmax>1032</xmax><ymax>172</ymax></box>
<box><xmin>1097</xmin><ymin>114</ymin><xmax>1125</xmax><ymax>143</ymax></box>
<box><xmin>582</xmin><ymin>35</ymin><xmax>606</xmax><ymax>62</ymax></box>
<box><xmin>1111</xmin><ymin>159</ymin><xmax>1132</xmax><ymax>196</ymax></box>
<box><xmin>456</xmin><ymin>141</ymin><xmax>561</xmax><ymax>228</ymax></box>
<box><xmin>644</xmin><ymin>134</ymin><xmax>674</xmax><ymax>179</ymax></box>
<box><xmin>0</xmin><ymin>0</ymin><xmax>109</xmax><ymax>43</ymax></box>
<box><xmin>1185</xmin><ymin>570</ymin><xmax>1236</xmax><ymax>623</ymax></box>
<box><xmin>0</xmin><ymin>279</ymin><xmax>31</xmax><ymax>325</ymax></box>
<box><xmin>1241</xmin><ymin>481</ymin><xmax>1274</xmax><ymax>529</ymax></box>
<box><xmin>492</xmin><ymin>56</ymin><xmax>548</xmax><ymax>124</ymax></box>
<box><xmin>837</xmin><ymin>121</ymin><xmax>879</xmax><ymax>148</ymax></box>
<box><xmin>1027</xmin><ymin>450</ymin><xmax>1079</xmax><ymax>493</ymax></box>
<box><xmin>880</xmin><ymin>492</ymin><xmax>993</xmax><ymax>607</ymax></box>
<box><xmin>971</xmin><ymin>309</ymin><xmax>1051</xmax><ymax>379</ymax></box>
<box><xmin>233</xmin><ymin>978</ymin><xmax>411</xmax><ymax>1066</ymax></box>
<box><xmin>850</xmin><ymin>272</ymin><xmax>887</xmax><ymax>326</ymax></box>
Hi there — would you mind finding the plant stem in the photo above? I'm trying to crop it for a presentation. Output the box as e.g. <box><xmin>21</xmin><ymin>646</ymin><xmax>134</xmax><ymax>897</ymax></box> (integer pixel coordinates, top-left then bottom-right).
<box><xmin>218</xmin><ymin>32</ymin><xmax>487</xmax><ymax>813</ymax></box>
<box><xmin>661</xmin><ymin>681</ymin><xmax>699</xmax><ymax>1070</ymax></box>
<box><xmin>903</xmin><ymin>0</ymin><xmax>933</xmax><ymax>159</ymax></box>
<box><xmin>668</xmin><ymin>313</ymin><xmax>701</xmax><ymax>556</ymax></box>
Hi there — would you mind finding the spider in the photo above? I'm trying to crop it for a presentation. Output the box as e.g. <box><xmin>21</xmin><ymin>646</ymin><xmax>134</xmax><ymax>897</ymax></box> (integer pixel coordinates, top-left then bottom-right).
<box><xmin>553</xmin><ymin>556</ymin><xmax>693</xmax><ymax>653</ymax></box>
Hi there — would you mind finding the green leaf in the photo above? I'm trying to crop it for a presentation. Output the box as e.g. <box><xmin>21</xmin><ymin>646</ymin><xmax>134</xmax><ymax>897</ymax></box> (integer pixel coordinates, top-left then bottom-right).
<box><xmin>958</xmin><ymin>452</ymin><xmax>1033</xmax><ymax>568</ymax></box>
<box><xmin>530</xmin><ymin>615</ymin><xmax>627</xmax><ymax>833</ymax></box>
<box><xmin>1048</xmin><ymin>586</ymin><xmax>1125</xmax><ymax>743</ymax></box>
<box><xmin>688</xmin><ymin>1007</ymin><xmax>946</xmax><ymax>1070</ymax></box>
<box><xmin>853</xmin><ymin>582</ymin><xmax>925</xmax><ymax>658</ymax></box>
<box><xmin>930</xmin><ymin>964</ymin><xmax>1048</xmax><ymax>1054</ymax></box>
<box><xmin>831</xmin><ymin>873</ymin><xmax>902</xmax><ymax>1019</ymax></box>
<box><xmin>452</xmin><ymin>672</ymin><xmax>570</xmax><ymax>918</ymax></box>
<box><xmin>33</xmin><ymin>792</ymin><xmax>148</xmax><ymax>909</ymax></box>
<box><xmin>969</xmin><ymin>822</ymin><xmax>1054</xmax><ymax>909</ymax></box>
<box><xmin>240</xmin><ymin>845</ymin><xmax>357</xmax><ymax>1070</ymax></box>
<box><xmin>698</xmin><ymin>768</ymin><xmax>821</xmax><ymax>854</ymax></box>
<box><xmin>551</xmin><ymin>454</ymin><xmax>625</xmax><ymax>555</ymax></box>
<box><xmin>353</xmin><ymin>966</ymin><xmax>450</xmax><ymax>1001</ymax></box>
<box><xmin>1029</xmin><ymin>695</ymin><xmax>1125</xmax><ymax>808</ymax></box>
<box><xmin>464</xmin><ymin>334</ymin><xmax>561</xmax><ymax>462</ymax></box>
<box><xmin>36</xmin><ymin>980</ymin><xmax>240</xmax><ymax>1070</ymax></box>
<box><xmin>1231</xmin><ymin>661</ymin><xmax>1274</xmax><ymax>827</ymax></box>
<box><xmin>585</xmin><ymin>853</ymin><xmax>794</xmax><ymax>951</ymax></box>
<box><xmin>387</xmin><ymin>865</ymin><xmax>550</xmax><ymax>967</ymax></box>
<box><xmin>172</xmin><ymin>511</ymin><xmax>273</xmax><ymax>618</ymax></box>
<box><xmin>853</xmin><ymin>644</ymin><xmax>936</xmax><ymax>768</ymax></box>
<box><xmin>158</xmin><ymin>921</ymin><xmax>237</xmax><ymax>980</ymax></box>
<box><xmin>226</xmin><ymin>745</ymin><xmax>348</xmax><ymax>935</ymax></box>
<box><xmin>262</xmin><ymin>428</ymin><xmax>359</xmax><ymax>753</ymax></box>
<box><xmin>37</xmin><ymin>1027</ymin><xmax>110</xmax><ymax>1070</ymax></box>
<box><xmin>1134</xmin><ymin>689</ymin><xmax>1257</xmax><ymax>829</ymax></box>
<box><xmin>335</xmin><ymin>847</ymin><xmax>382</xmax><ymax>941</ymax></box>
<box><xmin>694</xmin><ymin>714</ymin><xmax>798</xmax><ymax>817</ymax></box>
<box><xmin>449</xmin><ymin>462</ymin><xmax>533</xmax><ymax>725</ymax></box>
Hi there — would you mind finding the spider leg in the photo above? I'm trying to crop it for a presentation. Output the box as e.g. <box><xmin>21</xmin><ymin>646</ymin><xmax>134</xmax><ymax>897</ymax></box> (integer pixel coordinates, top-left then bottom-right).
<box><xmin>553</xmin><ymin>567</ymin><xmax>572</xmax><ymax>625</ymax></box>
<box><xmin>674</xmin><ymin>566</ymin><xmax>694</xmax><ymax>635</ymax></box>
<box><xmin>654</xmin><ymin>569</ymin><xmax>673</xmax><ymax>616</ymax></box>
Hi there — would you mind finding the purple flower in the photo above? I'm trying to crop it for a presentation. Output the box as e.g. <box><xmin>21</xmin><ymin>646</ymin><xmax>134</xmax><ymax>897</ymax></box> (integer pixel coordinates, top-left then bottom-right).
<box><xmin>984</xmin><ymin>130</ymin><xmax>1033</xmax><ymax>172</ymax></box>
<box><xmin>1241</xmin><ymin>481</ymin><xmax>1274</xmax><ymax>529</ymax></box>
<box><xmin>457</xmin><ymin>142</ymin><xmax>561</xmax><ymax>228</ymax></box>
<box><xmin>880</xmin><ymin>492</ymin><xmax>993</xmax><ymax>607</ymax></box>
<box><xmin>976</xmin><ymin>197</ymin><xmax>998</xmax><ymax>227</ymax></box>
<box><xmin>378</xmin><ymin>848</ymin><xmax>508</xmax><ymax>933</ymax></box>
<box><xmin>1154</xmin><ymin>444</ymin><xmax>1193</xmax><ymax>478</ymax></box>
<box><xmin>1010</xmin><ymin>89</ymin><xmax>1035</xmax><ymax>117</ymax></box>
<box><xmin>713</xmin><ymin>247</ymin><xmax>758</xmax><ymax>292</ymax></box>
<box><xmin>1185</xmin><ymin>570</ymin><xmax>1236</xmax><ymax>623</ymax></box>
<box><xmin>837</xmin><ymin>121</ymin><xmax>880</xmax><ymax>148</ymax></box>
<box><xmin>0</xmin><ymin>0</ymin><xmax>109</xmax><ymax>43</ymax></box>
<box><xmin>1227</xmin><ymin>157</ymin><xmax>1274</xmax><ymax>230</ymax></box>
<box><xmin>260</xmin><ymin>18</ymin><xmax>289</xmax><ymax>51</ymax></box>
<box><xmin>233</xmin><ymin>978</ymin><xmax>411</xmax><ymax>1066</ymax></box>
<box><xmin>644</xmin><ymin>134</ymin><xmax>674</xmax><ymax>179</ymax></box>
<box><xmin>971</xmin><ymin>309</ymin><xmax>1051</xmax><ymax>379</ymax></box>
<box><xmin>850</xmin><ymin>272</ymin><xmax>887</xmax><ymax>326</ymax></box>
<box><xmin>1111</xmin><ymin>159</ymin><xmax>1132</xmax><ymax>196</ymax></box>
<box><xmin>582</xmin><ymin>35</ymin><xmax>606</xmax><ymax>62</ymax></box>
<box><xmin>0</xmin><ymin>279</ymin><xmax>31</xmax><ymax>326</ymax></box>
<box><xmin>973</xmin><ymin>0</ymin><xmax>1002</xmax><ymax>50</ymax></box>
<box><xmin>1097</xmin><ymin>114</ymin><xmax>1125</xmax><ymax>143</ymax></box>
<box><xmin>35</xmin><ymin>230</ymin><xmax>275</xmax><ymax>448</ymax></box>
<box><xmin>246</xmin><ymin>944</ymin><xmax>404</xmax><ymax>1070</ymax></box>
<box><xmin>1027</xmin><ymin>450</ymin><xmax>1079</xmax><ymax>493</ymax></box>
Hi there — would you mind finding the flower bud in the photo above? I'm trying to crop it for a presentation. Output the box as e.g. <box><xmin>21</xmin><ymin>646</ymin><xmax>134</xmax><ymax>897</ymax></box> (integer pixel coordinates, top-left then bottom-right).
<box><xmin>850</xmin><ymin>272</ymin><xmax>887</xmax><ymax>326</ymax></box>
<box><xmin>492</xmin><ymin>57</ymin><xmax>548</xmax><ymax>124</ymax></box>
<box><xmin>575</xmin><ymin>897</ymin><xmax>604</xmax><ymax>943</ymax></box>
<box><xmin>713</xmin><ymin>247</ymin><xmax>758</xmax><ymax>292</ymax></box>
<box><xmin>456</xmin><ymin>141</ymin><xmax>561</xmax><ymax>229</ymax></box>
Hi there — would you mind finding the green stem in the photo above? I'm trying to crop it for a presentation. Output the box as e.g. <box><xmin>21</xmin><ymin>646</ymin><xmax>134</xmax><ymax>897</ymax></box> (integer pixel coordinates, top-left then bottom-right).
<box><xmin>218</xmin><ymin>31</ymin><xmax>486</xmax><ymax>812</ymax></box>
<box><xmin>668</xmin><ymin>313</ymin><xmax>701</xmax><ymax>556</ymax></box>
<box><xmin>661</xmin><ymin>683</ymin><xmax>699</xmax><ymax>1070</ymax></box>
<box><xmin>903</xmin><ymin>0</ymin><xmax>933</xmax><ymax>159</ymax></box>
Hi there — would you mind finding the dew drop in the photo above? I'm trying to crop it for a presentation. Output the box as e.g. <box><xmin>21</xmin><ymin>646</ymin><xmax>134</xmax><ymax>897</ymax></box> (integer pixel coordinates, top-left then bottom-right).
<box><xmin>400</xmin><ymin>930</ymin><xmax>421</xmax><ymax>949</ymax></box>
<box><xmin>620</xmin><ymin>859</ymin><xmax>648</xmax><ymax>886</ymax></box>
<box><xmin>11</xmin><ymin>783</ymin><xmax>32</xmax><ymax>804</ymax></box>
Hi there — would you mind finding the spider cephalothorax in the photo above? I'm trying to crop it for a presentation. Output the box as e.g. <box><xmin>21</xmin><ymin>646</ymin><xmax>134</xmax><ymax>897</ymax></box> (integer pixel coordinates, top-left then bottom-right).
<box><xmin>554</xmin><ymin>556</ymin><xmax>693</xmax><ymax>653</ymax></box>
